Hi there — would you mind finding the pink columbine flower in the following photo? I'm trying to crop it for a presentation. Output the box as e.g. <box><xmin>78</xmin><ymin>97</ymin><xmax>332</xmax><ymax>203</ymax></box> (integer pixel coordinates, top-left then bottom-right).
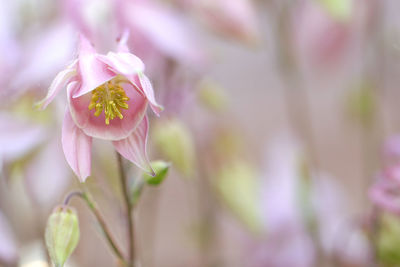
<box><xmin>369</xmin><ymin>136</ymin><xmax>400</xmax><ymax>215</ymax></box>
<box><xmin>38</xmin><ymin>34</ymin><xmax>161</xmax><ymax>182</ymax></box>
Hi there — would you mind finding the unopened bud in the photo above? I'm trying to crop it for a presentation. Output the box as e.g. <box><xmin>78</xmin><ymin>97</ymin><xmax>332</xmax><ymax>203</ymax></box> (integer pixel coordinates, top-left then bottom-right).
<box><xmin>318</xmin><ymin>0</ymin><xmax>352</xmax><ymax>21</ymax></box>
<box><xmin>216</xmin><ymin>161</ymin><xmax>262</xmax><ymax>233</ymax></box>
<box><xmin>45</xmin><ymin>205</ymin><xmax>80</xmax><ymax>267</ymax></box>
<box><xmin>153</xmin><ymin>119</ymin><xmax>196</xmax><ymax>177</ymax></box>
<box><xmin>143</xmin><ymin>161</ymin><xmax>170</xmax><ymax>186</ymax></box>
<box><xmin>346</xmin><ymin>83</ymin><xmax>375</xmax><ymax>127</ymax></box>
<box><xmin>197</xmin><ymin>79</ymin><xmax>228</xmax><ymax>112</ymax></box>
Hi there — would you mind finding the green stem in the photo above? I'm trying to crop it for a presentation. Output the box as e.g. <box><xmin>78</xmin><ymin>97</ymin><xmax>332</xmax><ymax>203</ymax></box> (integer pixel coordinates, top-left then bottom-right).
<box><xmin>63</xmin><ymin>190</ymin><xmax>126</xmax><ymax>264</ymax></box>
<box><xmin>116</xmin><ymin>153</ymin><xmax>135</xmax><ymax>267</ymax></box>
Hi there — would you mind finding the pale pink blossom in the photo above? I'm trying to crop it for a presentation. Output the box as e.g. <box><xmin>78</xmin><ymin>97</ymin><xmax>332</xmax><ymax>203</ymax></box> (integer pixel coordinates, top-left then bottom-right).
<box><xmin>10</xmin><ymin>23</ymin><xmax>76</xmax><ymax>99</ymax></box>
<box><xmin>254</xmin><ymin>137</ymin><xmax>315</xmax><ymax>267</ymax></box>
<box><xmin>313</xmin><ymin>176</ymin><xmax>371</xmax><ymax>265</ymax></box>
<box><xmin>370</xmin><ymin>136</ymin><xmax>400</xmax><ymax>215</ymax></box>
<box><xmin>293</xmin><ymin>1</ymin><xmax>353</xmax><ymax>69</ymax></box>
<box><xmin>292</xmin><ymin>0</ymin><xmax>369</xmax><ymax>72</ymax></box>
<box><xmin>369</xmin><ymin>169</ymin><xmax>400</xmax><ymax>216</ymax></box>
<box><xmin>188</xmin><ymin>0</ymin><xmax>259</xmax><ymax>44</ymax></box>
<box><xmin>0</xmin><ymin>0</ymin><xmax>21</xmax><ymax>95</ymax></box>
<box><xmin>62</xmin><ymin>0</ymin><xmax>203</xmax><ymax>66</ymax></box>
<box><xmin>369</xmin><ymin>177</ymin><xmax>400</xmax><ymax>215</ymax></box>
<box><xmin>168</xmin><ymin>0</ymin><xmax>259</xmax><ymax>44</ymax></box>
<box><xmin>39</xmin><ymin>34</ymin><xmax>160</xmax><ymax>182</ymax></box>
<box><xmin>0</xmin><ymin>111</ymin><xmax>71</xmax><ymax>207</ymax></box>
<box><xmin>116</xmin><ymin>0</ymin><xmax>204</xmax><ymax>66</ymax></box>
<box><xmin>249</xmin><ymin>137</ymin><xmax>369</xmax><ymax>266</ymax></box>
<box><xmin>62</xmin><ymin>0</ymin><xmax>117</xmax><ymax>50</ymax></box>
<box><xmin>24</xmin><ymin>136</ymin><xmax>71</xmax><ymax>207</ymax></box>
<box><xmin>0</xmin><ymin>113</ymin><xmax>45</xmax><ymax>171</ymax></box>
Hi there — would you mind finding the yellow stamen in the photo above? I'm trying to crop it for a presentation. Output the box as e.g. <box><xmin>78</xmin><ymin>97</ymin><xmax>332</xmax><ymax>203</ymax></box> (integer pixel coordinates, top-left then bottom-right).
<box><xmin>88</xmin><ymin>79</ymin><xmax>130</xmax><ymax>125</ymax></box>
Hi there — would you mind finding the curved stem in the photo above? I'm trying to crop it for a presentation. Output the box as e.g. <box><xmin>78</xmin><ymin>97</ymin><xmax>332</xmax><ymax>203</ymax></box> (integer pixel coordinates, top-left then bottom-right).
<box><xmin>63</xmin><ymin>191</ymin><xmax>84</xmax><ymax>205</ymax></box>
<box><xmin>116</xmin><ymin>152</ymin><xmax>135</xmax><ymax>267</ymax></box>
<box><xmin>63</xmin><ymin>190</ymin><xmax>126</xmax><ymax>263</ymax></box>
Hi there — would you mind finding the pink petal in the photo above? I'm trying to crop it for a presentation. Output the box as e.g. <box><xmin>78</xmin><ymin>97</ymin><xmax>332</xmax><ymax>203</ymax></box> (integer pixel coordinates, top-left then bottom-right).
<box><xmin>62</xmin><ymin>109</ymin><xmax>92</xmax><ymax>182</ymax></box>
<box><xmin>68</xmin><ymin>81</ymin><xmax>148</xmax><ymax>140</ymax></box>
<box><xmin>73</xmin><ymin>35</ymin><xmax>116</xmax><ymax>98</ymax></box>
<box><xmin>37</xmin><ymin>59</ymin><xmax>78</xmax><ymax>109</ymax></box>
<box><xmin>113</xmin><ymin>115</ymin><xmax>154</xmax><ymax>175</ymax></box>
<box><xmin>137</xmin><ymin>73</ymin><xmax>163</xmax><ymax>115</ymax></box>
<box><xmin>384</xmin><ymin>135</ymin><xmax>400</xmax><ymax>158</ymax></box>
<box><xmin>116</xmin><ymin>29</ymin><xmax>130</xmax><ymax>53</ymax></box>
<box><xmin>97</xmin><ymin>51</ymin><xmax>145</xmax><ymax>76</ymax></box>
<box><xmin>369</xmin><ymin>180</ymin><xmax>400</xmax><ymax>215</ymax></box>
<box><xmin>194</xmin><ymin>0</ymin><xmax>259</xmax><ymax>44</ymax></box>
<box><xmin>13</xmin><ymin>23</ymin><xmax>76</xmax><ymax>94</ymax></box>
<box><xmin>25</xmin><ymin>136</ymin><xmax>71</xmax><ymax>207</ymax></box>
<box><xmin>0</xmin><ymin>112</ymin><xmax>45</xmax><ymax>162</ymax></box>
<box><xmin>293</xmin><ymin>2</ymin><xmax>351</xmax><ymax>68</ymax></box>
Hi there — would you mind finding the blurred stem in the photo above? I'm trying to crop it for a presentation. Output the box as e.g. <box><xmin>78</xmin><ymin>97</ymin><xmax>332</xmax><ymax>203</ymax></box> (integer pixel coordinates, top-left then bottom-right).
<box><xmin>369</xmin><ymin>207</ymin><xmax>381</xmax><ymax>267</ymax></box>
<box><xmin>116</xmin><ymin>153</ymin><xmax>135</xmax><ymax>267</ymax></box>
<box><xmin>270</xmin><ymin>1</ymin><xmax>324</xmax><ymax>266</ymax></box>
<box><xmin>199</xmin><ymin>173</ymin><xmax>219</xmax><ymax>267</ymax></box>
<box><xmin>364</xmin><ymin>2</ymin><xmax>386</xmax><ymax>266</ymax></box>
<box><xmin>63</xmin><ymin>191</ymin><xmax>84</xmax><ymax>205</ymax></box>
<box><xmin>275</xmin><ymin>1</ymin><xmax>320</xmax><ymax>170</ymax></box>
<box><xmin>146</xmin><ymin>188</ymin><xmax>161</xmax><ymax>267</ymax></box>
<box><xmin>63</xmin><ymin>190</ymin><xmax>126</xmax><ymax>264</ymax></box>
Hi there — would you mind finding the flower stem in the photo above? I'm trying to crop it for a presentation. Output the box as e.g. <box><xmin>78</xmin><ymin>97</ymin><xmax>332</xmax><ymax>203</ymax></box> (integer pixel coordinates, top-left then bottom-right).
<box><xmin>63</xmin><ymin>190</ymin><xmax>126</xmax><ymax>263</ymax></box>
<box><xmin>63</xmin><ymin>191</ymin><xmax>84</xmax><ymax>205</ymax></box>
<box><xmin>116</xmin><ymin>152</ymin><xmax>135</xmax><ymax>267</ymax></box>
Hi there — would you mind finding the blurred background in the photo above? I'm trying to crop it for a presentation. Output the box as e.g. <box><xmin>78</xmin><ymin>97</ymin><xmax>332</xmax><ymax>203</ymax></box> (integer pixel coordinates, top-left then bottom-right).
<box><xmin>1</xmin><ymin>0</ymin><xmax>400</xmax><ymax>266</ymax></box>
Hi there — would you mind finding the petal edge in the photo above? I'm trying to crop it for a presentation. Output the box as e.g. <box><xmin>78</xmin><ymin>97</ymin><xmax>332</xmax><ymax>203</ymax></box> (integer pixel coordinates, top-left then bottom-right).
<box><xmin>62</xmin><ymin>109</ymin><xmax>92</xmax><ymax>182</ymax></box>
<box><xmin>113</xmin><ymin>115</ymin><xmax>154</xmax><ymax>175</ymax></box>
<box><xmin>36</xmin><ymin>59</ymin><xmax>77</xmax><ymax>109</ymax></box>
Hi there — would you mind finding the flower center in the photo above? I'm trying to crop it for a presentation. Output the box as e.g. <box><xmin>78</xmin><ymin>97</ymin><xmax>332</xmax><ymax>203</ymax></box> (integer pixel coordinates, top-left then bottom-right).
<box><xmin>88</xmin><ymin>79</ymin><xmax>130</xmax><ymax>125</ymax></box>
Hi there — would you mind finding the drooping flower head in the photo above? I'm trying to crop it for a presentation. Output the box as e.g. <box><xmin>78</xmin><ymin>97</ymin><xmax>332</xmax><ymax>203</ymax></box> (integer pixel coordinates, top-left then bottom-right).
<box><xmin>38</xmin><ymin>33</ymin><xmax>161</xmax><ymax>182</ymax></box>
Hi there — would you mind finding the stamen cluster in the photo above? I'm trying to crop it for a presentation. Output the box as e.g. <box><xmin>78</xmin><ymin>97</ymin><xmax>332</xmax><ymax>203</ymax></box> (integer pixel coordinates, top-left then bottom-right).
<box><xmin>88</xmin><ymin>80</ymin><xmax>130</xmax><ymax>124</ymax></box>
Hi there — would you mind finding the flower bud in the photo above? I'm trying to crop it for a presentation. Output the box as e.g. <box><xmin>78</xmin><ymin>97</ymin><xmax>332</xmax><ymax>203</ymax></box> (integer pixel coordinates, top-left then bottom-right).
<box><xmin>346</xmin><ymin>83</ymin><xmax>375</xmax><ymax>127</ymax></box>
<box><xmin>143</xmin><ymin>161</ymin><xmax>170</xmax><ymax>186</ymax></box>
<box><xmin>216</xmin><ymin>161</ymin><xmax>262</xmax><ymax>233</ymax></box>
<box><xmin>45</xmin><ymin>205</ymin><xmax>80</xmax><ymax>267</ymax></box>
<box><xmin>197</xmin><ymin>79</ymin><xmax>228</xmax><ymax>112</ymax></box>
<box><xmin>318</xmin><ymin>0</ymin><xmax>352</xmax><ymax>21</ymax></box>
<box><xmin>153</xmin><ymin>119</ymin><xmax>196</xmax><ymax>177</ymax></box>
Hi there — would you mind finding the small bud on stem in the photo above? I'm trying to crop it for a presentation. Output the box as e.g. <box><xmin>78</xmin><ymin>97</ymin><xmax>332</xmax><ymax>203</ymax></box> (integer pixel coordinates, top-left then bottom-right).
<box><xmin>45</xmin><ymin>206</ymin><xmax>80</xmax><ymax>267</ymax></box>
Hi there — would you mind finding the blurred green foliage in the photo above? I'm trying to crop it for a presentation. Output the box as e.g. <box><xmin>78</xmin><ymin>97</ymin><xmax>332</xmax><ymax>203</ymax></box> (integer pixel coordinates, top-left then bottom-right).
<box><xmin>216</xmin><ymin>161</ymin><xmax>262</xmax><ymax>233</ymax></box>
<box><xmin>377</xmin><ymin>214</ymin><xmax>400</xmax><ymax>266</ymax></box>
